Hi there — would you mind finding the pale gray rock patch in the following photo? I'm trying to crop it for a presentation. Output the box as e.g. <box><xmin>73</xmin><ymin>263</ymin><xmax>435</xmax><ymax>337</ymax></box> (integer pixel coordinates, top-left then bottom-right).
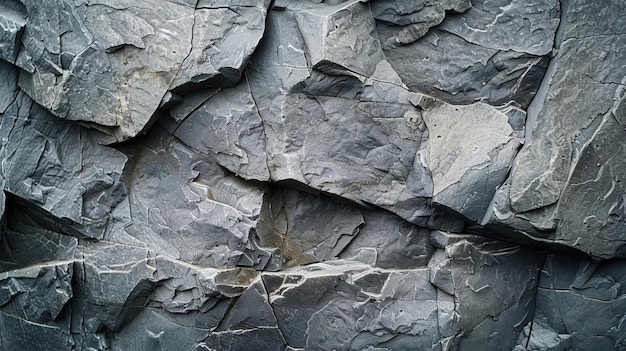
<box><xmin>422</xmin><ymin>100</ymin><xmax>524</xmax><ymax>222</ymax></box>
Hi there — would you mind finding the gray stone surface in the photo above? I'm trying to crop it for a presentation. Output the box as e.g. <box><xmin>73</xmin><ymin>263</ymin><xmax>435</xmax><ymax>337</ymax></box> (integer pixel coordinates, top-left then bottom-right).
<box><xmin>423</xmin><ymin>100</ymin><xmax>525</xmax><ymax>222</ymax></box>
<box><xmin>113</xmin><ymin>126</ymin><xmax>277</xmax><ymax>270</ymax></box>
<box><xmin>0</xmin><ymin>0</ymin><xmax>624</xmax><ymax>349</ymax></box>
<box><xmin>0</xmin><ymin>92</ymin><xmax>127</xmax><ymax>240</ymax></box>
<box><xmin>378</xmin><ymin>0</ymin><xmax>558</xmax><ymax>107</ymax></box>
<box><xmin>516</xmin><ymin>255</ymin><xmax>626</xmax><ymax>351</ymax></box>
<box><xmin>8</xmin><ymin>0</ymin><xmax>269</xmax><ymax>142</ymax></box>
<box><xmin>429</xmin><ymin>231</ymin><xmax>544</xmax><ymax>350</ymax></box>
<box><xmin>483</xmin><ymin>0</ymin><xmax>626</xmax><ymax>259</ymax></box>
<box><xmin>372</xmin><ymin>0</ymin><xmax>471</xmax><ymax>45</ymax></box>
<box><xmin>0</xmin><ymin>1</ymin><xmax>26</xmax><ymax>64</ymax></box>
<box><xmin>166</xmin><ymin>81</ymin><xmax>271</xmax><ymax>181</ymax></box>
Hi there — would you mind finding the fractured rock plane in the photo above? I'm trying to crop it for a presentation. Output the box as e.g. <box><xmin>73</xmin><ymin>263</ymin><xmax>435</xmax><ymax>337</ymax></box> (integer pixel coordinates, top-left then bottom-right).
<box><xmin>0</xmin><ymin>0</ymin><xmax>625</xmax><ymax>350</ymax></box>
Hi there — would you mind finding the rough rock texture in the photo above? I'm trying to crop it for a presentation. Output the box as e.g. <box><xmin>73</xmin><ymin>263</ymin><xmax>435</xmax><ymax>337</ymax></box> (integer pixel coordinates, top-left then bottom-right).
<box><xmin>9</xmin><ymin>0</ymin><xmax>270</xmax><ymax>143</ymax></box>
<box><xmin>483</xmin><ymin>0</ymin><xmax>626</xmax><ymax>259</ymax></box>
<box><xmin>0</xmin><ymin>0</ymin><xmax>625</xmax><ymax>350</ymax></box>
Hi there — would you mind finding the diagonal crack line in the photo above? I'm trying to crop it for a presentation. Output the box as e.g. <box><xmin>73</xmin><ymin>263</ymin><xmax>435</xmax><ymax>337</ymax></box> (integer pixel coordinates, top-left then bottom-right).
<box><xmin>168</xmin><ymin>1</ymin><xmax>199</xmax><ymax>91</ymax></box>
<box><xmin>259</xmin><ymin>273</ymin><xmax>290</xmax><ymax>347</ymax></box>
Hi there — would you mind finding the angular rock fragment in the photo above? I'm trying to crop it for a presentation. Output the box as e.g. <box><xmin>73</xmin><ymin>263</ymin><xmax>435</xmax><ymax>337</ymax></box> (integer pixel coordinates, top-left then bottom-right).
<box><xmin>4</xmin><ymin>0</ymin><xmax>269</xmax><ymax>142</ymax></box>
<box><xmin>259</xmin><ymin>186</ymin><xmax>436</xmax><ymax>269</ymax></box>
<box><xmin>260</xmin><ymin>261</ymin><xmax>443</xmax><ymax>350</ymax></box>
<box><xmin>0</xmin><ymin>312</ymin><xmax>73</xmax><ymax>351</ymax></box>
<box><xmin>111</xmin><ymin>257</ymin><xmax>257</xmax><ymax>351</ymax></box>
<box><xmin>0</xmin><ymin>260</ymin><xmax>73</xmax><ymax>323</ymax></box>
<box><xmin>0</xmin><ymin>208</ymin><xmax>77</xmax><ymax>272</ymax></box>
<box><xmin>262</xmin><ymin>93</ymin><xmax>433</xmax><ymax>225</ymax></box>
<box><xmin>438</xmin><ymin>0</ymin><xmax>559</xmax><ymax>56</ymax></box>
<box><xmin>555</xmin><ymin>114</ymin><xmax>626</xmax><ymax>257</ymax></box>
<box><xmin>0</xmin><ymin>92</ymin><xmax>127</xmax><ymax>240</ymax></box>
<box><xmin>113</xmin><ymin>126</ymin><xmax>277</xmax><ymax>270</ymax></box>
<box><xmin>202</xmin><ymin>278</ymin><xmax>287</xmax><ymax>351</ymax></box>
<box><xmin>242</xmin><ymin>1</ymin><xmax>436</xmax><ymax>225</ymax></box>
<box><xmin>110</xmin><ymin>308</ymin><xmax>213</xmax><ymax>351</ymax></box>
<box><xmin>295</xmin><ymin>0</ymin><xmax>384</xmax><ymax>77</ymax></box>
<box><xmin>0</xmin><ymin>56</ymin><xmax>20</xmax><ymax>113</ymax></box>
<box><xmin>378</xmin><ymin>0</ymin><xmax>559</xmax><ymax>107</ymax></box>
<box><xmin>0</xmin><ymin>0</ymin><xmax>27</xmax><ymax>63</ymax></box>
<box><xmin>13</xmin><ymin>0</ymin><xmax>193</xmax><ymax>141</ymax></box>
<box><xmin>517</xmin><ymin>255</ymin><xmax>626</xmax><ymax>351</ymax></box>
<box><xmin>428</xmin><ymin>231</ymin><xmax>545</xmax><ymax>350</ymax></box>
<box><xmin>261</xmin><ymin>188</ymin><xmax>364</xmax><ymax>267</ymax></box>
<box><xmin>485</xmin><ymin>0</ymin><xmax>626</xmax><ymax>259</ymax></box>
<box><xmin>340</xmin><ymin>210</ymin><xmax>434</xmax><ymax>269</ymax></box>
<box><xmin>73</xmin><ymin>242</ymin><xmax>157</xmax><ymax>332</ymax></box>
<box><xmin>170</xmin><ymin>0</ymin><xmax>270</xmax><ymax>92</ymax></box>
<box><xmin>166</xmin><ymin>81</ymin><xmax>271</xmax><ymax>181</ymax></box>
<box><xmin>149</xmin><ymin>256</ymin><xmax>258</xmax><ymax>313</ymax></box>
<box><xmin>422</xmin><ymin>99</ymin><xmax>525</xmax><ymax>222</ymax></box>
<box><xmin>371</xmin><ymin>0</ymin><xmax>471</xmax><ymax>45</ymax></box>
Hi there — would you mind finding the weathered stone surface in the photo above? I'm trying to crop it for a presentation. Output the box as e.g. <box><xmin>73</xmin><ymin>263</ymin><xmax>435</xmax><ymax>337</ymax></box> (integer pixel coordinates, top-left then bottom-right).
<box><xmin>241</xmin><ymin>2</ymin><xmax>437</xmax><ymax>225</ymax></box>
<box><xmin>341</xmin><ymin>210</ymin><xmax>434</xmax><ymax>269</ymax></box>
<box><xmin>261</xmin><ymin>94</ymin><xmax>433</xmax><ymax>225</ymax></box>
<box><xmin>261</xmin><ymin>188</ymin><xmax>364</xmax><ymax>267</ymax></box>
<box><xmin>371</xmin><ymin>0</ymin><xmax>471</xmax><ymax>45</ymax></box>
<box><xmin>378</xmin><ymin>0</ymin><xmax>558</xmax><ymax>107</ymax></box>
<box><xmin>484</xmin><ymin>0</ymin><xmax>626</xmax><ymax>259</ymax></box>
<box><xmin>169</xmin><ymin>0</ymin><xmax>270</xmax><ymax>92</ymax></box>
<box><xmin>113</xmin><ymin>126</ymin><xmax>277</xmax><ymax>270</ymax></box>
<box><xmin>429</xmin><ymin>231</ymin><xmax>544</xmax><ymax>350</ymax></box>
<box><xmin>167</xmin><ymin>81</ymin><xmax>271</xmax><ymax>181</ymax></box>
<box><xmin>0</xmin><ymin>92</ymin><xmax>127</xmax><ymax>240</ymax></box>
<box><xmin>259</xmin><ymin>187</ymin><xmax>435</xmax><ymax>269</ymax></box>
<box><xmin>0</xmin><ymin>312</ymin><xmax>73</xmax><ymax>351</ymax></box>
<box><xmin>423</xmin><ymin>99</ymin><xmax>525</xmax><ymax>222</ymax></box>
<box><xmin>0</xmin><ymin>1</ymin><xmax>26</xmax><ymax>64</ymax></box>
<box><xmin>0</xmin><ymin>0</ymin><xmax>624</xmax><ymax>349</ymax></box>
<box><xmin>438</xmin><ymin>0</ymin><xmax>559</xmax><ymax>56</ymax></box>
<box><xmin>0</xmin><ymin>60</ymin><xmax>19</xmax><ymax>113</ymax></box>
<box><xmin>517</xmin><ymin>255</ymin><xmax>626</xmax><ymax>351</ymax></box>
<box><xmin>295</xmin><ymin>0</ymin><xmax>384</xmax><ymax>77</ymax></box>
<box><xmin>7</xmin><ymin>0</ymin><xmax>269</xmax><ymax>142</ymax></box>
<box><xmin>0</xmin><ymin>260</ymin><xmax>73</xmax><ymax>323</ymax></box>
<box><xmin>0</xmin><ymin>209</ymin><xmax>77</xmax><ymax>272</ymax></box>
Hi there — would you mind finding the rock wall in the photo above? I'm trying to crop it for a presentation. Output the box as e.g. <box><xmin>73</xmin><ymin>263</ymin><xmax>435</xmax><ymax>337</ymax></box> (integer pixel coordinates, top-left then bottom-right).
<box><xmin>0</xmin><ymin>0</ymin><xmax>624</xmax><ymax>350</ymax></box>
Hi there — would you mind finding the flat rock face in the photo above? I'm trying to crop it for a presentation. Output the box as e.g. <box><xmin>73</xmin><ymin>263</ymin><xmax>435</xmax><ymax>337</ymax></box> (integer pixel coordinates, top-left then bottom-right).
<box><xmin>0</xmin><ymin>0</ymin><xmax>625</xmax><ymax>349</ymax></box>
